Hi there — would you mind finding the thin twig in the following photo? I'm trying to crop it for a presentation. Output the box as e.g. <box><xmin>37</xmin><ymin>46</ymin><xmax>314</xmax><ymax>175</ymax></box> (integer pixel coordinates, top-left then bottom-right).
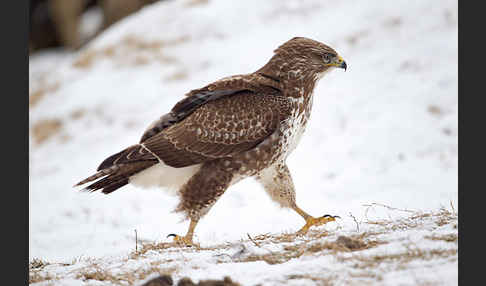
<box><xmin>134</xmin><ymin>229</ymin><xmax>138</xmax><ymax>254</ymax></box>
<box><xmin>349</xmin><ymin>212</ymin><xmax>360</xmax><ymax>232</ymax></box>
<box><xmin>450</xmin><ymin>201</ymin><xmax>456</xmax><ymax>216</ymax></box>
<box><xmin>363</xmin><ymin>203</ymin><xmax>417</xmax><ymax>221</ymax></box>
<box><xmin>362</xmin><ymin>202</ymin><xmax>417</xmax><ymax>213</ymax></box>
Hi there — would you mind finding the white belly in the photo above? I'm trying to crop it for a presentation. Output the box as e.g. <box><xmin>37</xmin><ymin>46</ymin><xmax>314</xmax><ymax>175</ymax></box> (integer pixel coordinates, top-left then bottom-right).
<box><xmin>129</xmin><ymin>162</ymin><xmax>201</xmax><ymax>195</ymax></box>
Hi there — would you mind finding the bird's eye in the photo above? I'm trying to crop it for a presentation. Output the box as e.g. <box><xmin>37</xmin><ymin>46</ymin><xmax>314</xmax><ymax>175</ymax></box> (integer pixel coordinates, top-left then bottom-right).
<box><xmin>322</xmin><ymin>54</ymin><xmax>331</xmax><ymax>63</ymax></box>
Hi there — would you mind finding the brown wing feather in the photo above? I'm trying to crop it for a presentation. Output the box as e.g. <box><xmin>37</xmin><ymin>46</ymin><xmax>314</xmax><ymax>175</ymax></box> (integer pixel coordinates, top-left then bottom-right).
<box><xmin>142</xmin><ymin>91</ymin><xmax>289</xmax><ymax>168</ymax></box>
<box><xmin>97</xmin><ymin>144</ymin><xmax>156</xmax><ymax>171</ymax></box>
<box><xmin>139</xmin><ymin>73</ymin><xmax>282</xmax><ymax>143</ymax></box>
<box><xmin>139</xmin><ymin>89</ymin><xmax>241</xmax><ymax>142</ymax></box>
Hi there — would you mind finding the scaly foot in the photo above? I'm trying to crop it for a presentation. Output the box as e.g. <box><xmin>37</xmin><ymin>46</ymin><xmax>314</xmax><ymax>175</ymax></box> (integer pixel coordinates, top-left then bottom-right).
<box><xmin>167</xmin><ymin>234</ymin><xmax>199</xmax><ymax>247</ymax></box>
<box><xmin>296</xmin><ymin>214</ymin><xmax>340</xmax><ymax>235</ymax></box>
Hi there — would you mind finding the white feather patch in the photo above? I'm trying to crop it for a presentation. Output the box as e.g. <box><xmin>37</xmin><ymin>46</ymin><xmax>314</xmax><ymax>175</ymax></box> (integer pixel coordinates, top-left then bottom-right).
<box><xmin>129</xmin><ymin>162</ymin><xmax>201</xmax><ymax>195</ymax></box>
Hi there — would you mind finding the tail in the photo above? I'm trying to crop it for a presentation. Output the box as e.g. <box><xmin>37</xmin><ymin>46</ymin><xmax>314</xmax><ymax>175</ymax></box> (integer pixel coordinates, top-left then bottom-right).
<box><xmin>74</xmin><ymin>144</ymin><xmax>158</xmax><ymax>194</ymax></box>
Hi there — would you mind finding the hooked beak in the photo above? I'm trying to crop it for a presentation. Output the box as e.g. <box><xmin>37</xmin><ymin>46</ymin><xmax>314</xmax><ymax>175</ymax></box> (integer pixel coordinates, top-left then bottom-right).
<box><xmin>328</xmin><ymin>55</ymin><xmax>347</xmax><ymax>71</ymax></box>
<box><xmin>339</xmin><ymin>60</ymin><xmax>347</xmax><ymax>71</ymax></box>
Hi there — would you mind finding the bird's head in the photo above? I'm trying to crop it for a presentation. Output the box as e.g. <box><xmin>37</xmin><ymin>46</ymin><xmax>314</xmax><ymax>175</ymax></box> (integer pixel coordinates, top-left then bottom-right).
<box><xmin>258</xmin><ymin>37</ymin><xmax>347</xmax><ymax>84</ymax></box>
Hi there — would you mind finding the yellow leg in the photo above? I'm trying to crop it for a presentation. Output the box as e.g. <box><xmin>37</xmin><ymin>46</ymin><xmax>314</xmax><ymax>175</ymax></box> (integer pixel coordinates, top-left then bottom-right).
<box><xmin>167</xmin><ymin>218</ymin><xmax>199</xmax><ymax>247</ymax></box>
<box><xmin>292</xmin><ymin>205</ymin><xmax>340</xmax><ymax>235</ymax></box>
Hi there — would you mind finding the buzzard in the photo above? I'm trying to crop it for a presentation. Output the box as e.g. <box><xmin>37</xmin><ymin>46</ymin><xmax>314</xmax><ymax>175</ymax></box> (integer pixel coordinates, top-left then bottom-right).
<box><xmin>75</xmin><ymin>37</ymin><xmax>347</xmax><ymax>246</ymax></box>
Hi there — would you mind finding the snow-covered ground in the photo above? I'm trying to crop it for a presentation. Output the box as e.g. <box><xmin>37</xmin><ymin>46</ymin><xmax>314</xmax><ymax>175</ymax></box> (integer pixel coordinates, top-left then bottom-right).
<box><xmin>29</xmin><ymin>0</ymin><xmax>458</xmax><ymax>285</ymax></box>
<box><xmin>29</xmin><ymin>207</ymin><xmax>457</xmax><ymax>285</ymax></box>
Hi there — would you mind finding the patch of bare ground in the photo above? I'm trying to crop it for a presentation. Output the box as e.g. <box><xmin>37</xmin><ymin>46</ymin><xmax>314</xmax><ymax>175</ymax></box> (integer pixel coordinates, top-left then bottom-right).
<box><xmin>29</xmin><ymin>205</ymin><xmax>457</xmax><ymax>285</ymax></box>
<box><xmin>29</xmin><ymin>82</ymin><xmax>60</xmax><ymax>108</ymax></box>
<box><xmin>140</xmin><ymin>274</ymin><xmax>241</xmax><ymax>286</ymax></box>
<box><xmin>340</xmin><ymin>246</ymin><xmax>457</xmax><ymax>270</ymax></box>
<box><xmin>29</xmin><ymin>271</ymin><xmax>56</xmax><ymax>284</ymax></box>
<box><xmin>29</xmin><ymin>258</ymin><xmax>50</xmax><ymax>270</ymax></box>
<box><xmin>31</xmin><ymin>118</ymin><xmax>63</xmax><ymax>145</ymax></box>
<box><xmin>286</xmin><ymin>274</ymin><xmax>337</xmax><ymax>285</ymax></box>
<box><xmin>130</xmin><ymin>242</ymin><xmax>177</xmax><ymax>259</ymax></box>
<box><xmin>131</xmin><ymin>227</ymin><xmax>388</xmax><ymax>267</ymax></box>
<box><xmin>75</xmin><ymin>263</ymin><xmax>178</xmax><ymax>285</ymax></box>
<box><xmin>425</xmin><ymin>233</ymin><xmax>458</xmax><ymax>243</ymax></box>
<box><xmin>363</xmin><ymin>204</ymin><xmax>457</xmax><ymax>231</ymax></box>
<box><xmin>176</xmin><ymin>276</ymin><xmax>241</xmax><ymax>286</ymax></box>
<box><xmin>130</xmin><ymin>238</ymin><xmax>235</xmax><ymax>260</ymax></box>
<box><xmin>235</xmin><ymin>233</ymin><xmax>386</xmax><ymax>265</ymax></box>
<box><xmin>29</xmin><ymin>258</ymin><xmax>54</xmax><ymax>284</ymax></box>
<box><xmin>72</xmin><ymin>35</ymin><xmax>190</xmax><ymax>69</ymax></box>
<box><xmin>251</xmin><ymin>228</ymin><xmax>331</xmax><ymax>244</ymax></box>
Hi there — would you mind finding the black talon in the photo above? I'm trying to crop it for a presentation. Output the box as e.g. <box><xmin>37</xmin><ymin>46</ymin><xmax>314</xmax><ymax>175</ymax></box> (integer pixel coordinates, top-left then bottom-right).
<box><xmin>167</xmin><ymin>234</ymin><xmax>177</xmax><ymax>238</ymax></box>
<box><xmin>322</xmin><ymin>214</ymin><xmax>341</xmax><ymax>219</ymax></box>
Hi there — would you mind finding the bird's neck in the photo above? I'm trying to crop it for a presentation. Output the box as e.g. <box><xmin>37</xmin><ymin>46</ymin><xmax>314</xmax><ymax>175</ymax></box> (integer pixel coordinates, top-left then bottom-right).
<box><xmin>257</xmin><ymin>62</ymin><xmax>320</xmax><ymax>101</ymax></box>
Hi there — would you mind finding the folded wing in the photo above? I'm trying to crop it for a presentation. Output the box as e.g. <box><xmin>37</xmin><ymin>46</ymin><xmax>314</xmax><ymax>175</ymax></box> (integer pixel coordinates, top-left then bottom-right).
<box><xmin>142</xmin><ymin>90</ymin><xmax>286</xmax><ymax>167</ymax></box>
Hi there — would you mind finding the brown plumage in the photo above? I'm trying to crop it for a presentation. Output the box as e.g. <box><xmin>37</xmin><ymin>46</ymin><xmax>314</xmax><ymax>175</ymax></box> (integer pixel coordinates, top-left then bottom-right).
<box><xmin>75</xmin><ymin>37</ymin><xmax>347</xmax><ymax>245</ymax></box>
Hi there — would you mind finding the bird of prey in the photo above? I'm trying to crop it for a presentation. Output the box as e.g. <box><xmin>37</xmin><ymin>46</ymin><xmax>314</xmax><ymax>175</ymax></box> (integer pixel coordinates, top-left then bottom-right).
<box><xmin>75</xmin><ymin>37</ymin><xmax>347</xmax><ymax>246</ymax></box>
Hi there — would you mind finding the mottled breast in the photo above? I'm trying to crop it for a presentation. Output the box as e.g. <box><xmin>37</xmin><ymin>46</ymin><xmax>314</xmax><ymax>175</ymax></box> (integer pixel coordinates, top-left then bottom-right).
<box><xmin>279</xmin><ymin>92</ymin><xmax>314</xmax><ymax>159</ymax></box>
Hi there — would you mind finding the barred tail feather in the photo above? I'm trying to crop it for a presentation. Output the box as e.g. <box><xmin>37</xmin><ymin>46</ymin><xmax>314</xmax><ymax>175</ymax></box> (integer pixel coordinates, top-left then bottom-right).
<box><xmin>75</xmin><ymin>161</ymin><xmax>157</xmax><ymax>194</ymax></box>
<box><xmin>74</xmin><ymin>165</ymin><xmax>119</xmax><ymax>187</ymax></box>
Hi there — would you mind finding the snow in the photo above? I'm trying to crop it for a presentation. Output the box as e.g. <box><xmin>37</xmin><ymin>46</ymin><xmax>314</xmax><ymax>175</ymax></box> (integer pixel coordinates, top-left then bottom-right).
<box><xmin>30</xmin><ymin>210</ymin><xmax>458</xmax><ymax>285</ymax></box>
<box><xmin>29</xmin><ymin>0</ymin><xmax>457</xmax><ymax>284</ymax></box>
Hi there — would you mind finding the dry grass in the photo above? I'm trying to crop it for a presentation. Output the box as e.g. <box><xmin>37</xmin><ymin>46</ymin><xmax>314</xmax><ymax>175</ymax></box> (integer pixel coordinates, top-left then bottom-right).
<box><xmin>252</xmin><ymin>228</ymin><xmax>331</xmax><ymax>244</ymax></box>
<box><xmin>347</xmin><ymin>270</ymin><xmax>383</xmax><ymax>282</ymax></box>
<box><xmin>286</xmin><ymin>273</ymin><xmax>337</xmax><ymax>285</ymax></box>
<box><xmin>425</xmin><ymin>233</ymin><xmax>458</xmax><ymax>243</ymax></box>
<box><xmin>29</xmin><ymin>205</ymin><xmax>457</xmax><ymax>285</ymax></box>
<box><xmin>72</xmin><ymin>35</ymin><xmax>190</xmax><ymax>69</ymax></box>
<box><xmin>229</xmin><ymin>205</ymin><xmax>458</xmax><ymax>270</ymax></box>
<box><xmin>31</xmin><ymin>118</ymin><xmax>63</xmax><ymax>145</ymax></box>
<box><xmin>236</xmin><ymin>233</ymin><xmax>386</xmax><ymax>265</ymax></box>
<box><xmin>363</xmin><ymin>204</ymin><xmax>457</xmax><ymax>232</ymax></box>
<box><xmin>29</xmin><ymin>82</ymin><xmax>60</xmax><ymax>108</ymax></box>
<box><xmin>140</xmin><ymin>275</ymin><xmax>242</xmax><ymax>286</ymax></box>
<box><xmin>29</xmin><ymin>258</ymin><xmax>58</xmax><ymax>284</ymax></box>
<box><xmin>129</xmin><ymin>232</ymin><xmax>385</xmax><ymax>266</ymax></box>
<box><xmin>342</xmin><ymin>247</ymin><xmax>457</xmax><ymax>270</ymax></box>
<box><xmin>130</xmin><ymin>239</ymin><xmax>235</xmax><ymax>260</ymax></box>
<box><xmin>177</xmin><ymin>276</ymin><xmax>241</xmax><ymax>286</ymax></box>
<box><xmin>75</xmin><ymin>263</ymin><xmax>178</xmax><ymax>285</ymax></box>
<box><xmin>241</xmin><ymin>248</ymin><xmax>303</xmax><ymax>265</ymax></box>
<box><xmin>305</xmin><ymin>234</ymin><xmax>385</xmax><ymax>254</ymax></box>
<box><xmin>29</xmin><ymin>258</ymin><xmax>50</xmax><ymax>270</ymax></box>
<box><xmin>29</xmin><ymin>89</ymin><xmax>46</xmax><ymax>108</ymax></box>
<box><xmin>29</xmin><ymin>271</ymin><xmax>56</xmax><ymax>284</ymax></box>
<box><xmin>130</xmin><ymin>242</ymin><xmax>177</xmax><ymax>259</ymax></box>
<box><xmin>72</xmin><ymin>50</ymin><xmax>98</xmax><ymax>68</ymax></box>
<box><xmin>28</xmin><ymin>255</ymin><xmax>176</xmax><ymax>285</ymax></box>
<box><xmin>76</xmin><ymin>267</ymin><xmax>119</xmax><ymax>282</ymax></box>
